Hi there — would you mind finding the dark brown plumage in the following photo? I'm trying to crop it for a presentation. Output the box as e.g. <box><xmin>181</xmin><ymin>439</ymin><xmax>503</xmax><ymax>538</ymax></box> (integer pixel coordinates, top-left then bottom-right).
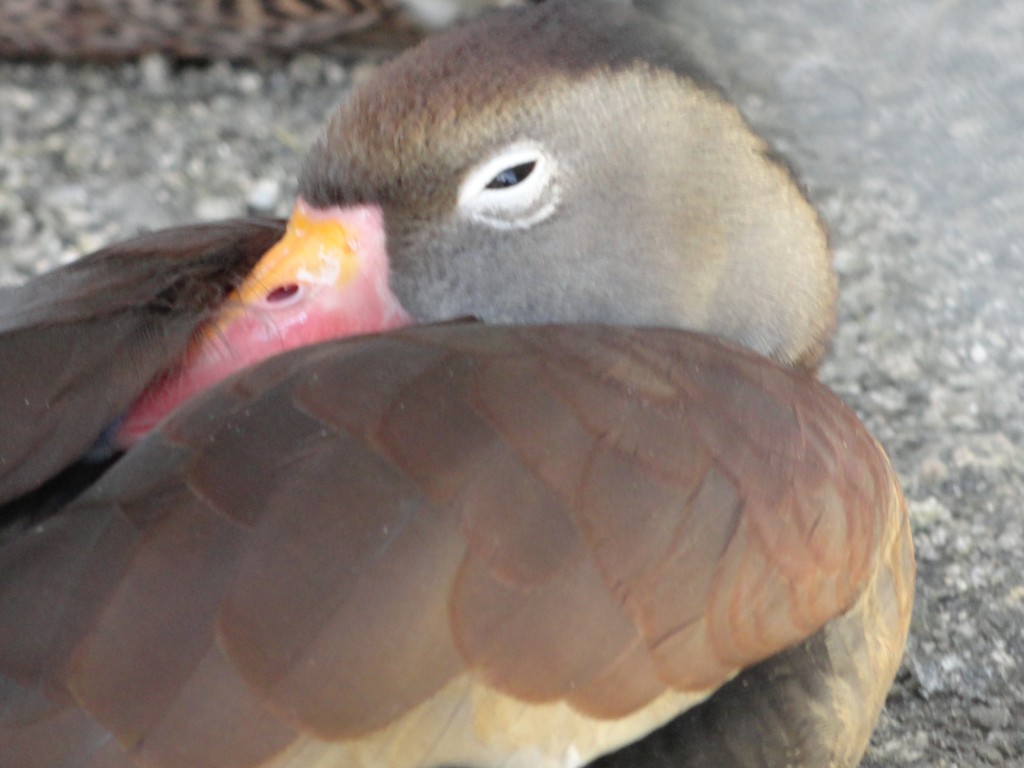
<box><xmin>0</xmin><ymin>325</ymin><xmax>910</xmax><ymax>768</ymax></box>
<box><xmin>0</xmin><ymin>0</ymin><xmax>530</xmax><ymax>60</ymax></box>
<box><xmin>0</xmin><ymin>2</ymin><xmax>913</xmax><ymax>766</ymax></box>
<box><xmin>0</xmin><ymin>220</ymin><xmax>285</xmax><ymax>509</ymax></box>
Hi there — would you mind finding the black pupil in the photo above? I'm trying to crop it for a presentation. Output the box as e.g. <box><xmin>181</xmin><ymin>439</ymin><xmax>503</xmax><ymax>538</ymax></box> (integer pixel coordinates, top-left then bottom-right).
<box><xmin>486</xmin><ymin>161</ymin><xmax>536</xmax><ymax>189</ymax></box>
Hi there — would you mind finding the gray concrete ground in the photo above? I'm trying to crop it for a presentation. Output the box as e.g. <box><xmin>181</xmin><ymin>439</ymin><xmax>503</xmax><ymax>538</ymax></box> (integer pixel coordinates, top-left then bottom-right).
<box><xmin>1</xmin><ymin>0</ymin><xmax>1021</xmax><ymax>765</ymax></box>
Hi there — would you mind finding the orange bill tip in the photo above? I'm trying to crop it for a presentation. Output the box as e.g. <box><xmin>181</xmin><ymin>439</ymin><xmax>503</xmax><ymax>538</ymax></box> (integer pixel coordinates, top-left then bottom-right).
<box><xmin>116</xmin><ymin>199</ymin><xmax>410</xmax><ymax>448</ymax></box>
<box><xmin>233</xmin><ymin>200</ymin><xmax>360</xmax><ymax>305</ymax></box>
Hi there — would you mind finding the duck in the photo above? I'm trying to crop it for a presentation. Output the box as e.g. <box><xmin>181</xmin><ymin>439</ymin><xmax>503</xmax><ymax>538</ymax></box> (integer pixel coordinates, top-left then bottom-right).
<box><xmin>0</xmin><ymin>1</ymin><xmax>914</xmax><ymax>766</ymax></box>
<box><xmin>0</xmin><ymin>0</ymin><xmax>531</xmax><ymax>60</ymax></box>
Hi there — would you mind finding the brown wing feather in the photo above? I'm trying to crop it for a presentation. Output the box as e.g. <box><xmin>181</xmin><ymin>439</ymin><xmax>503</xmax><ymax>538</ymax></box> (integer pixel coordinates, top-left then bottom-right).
<box><xmin>0</xmin><ymin>219</ymin><xmax>284</xmax><ymax>507</ymax></box>
<box><xmin>0</xmin><ymin>324</ymin><xmax>903</xmax><ymax>767</ymax></box>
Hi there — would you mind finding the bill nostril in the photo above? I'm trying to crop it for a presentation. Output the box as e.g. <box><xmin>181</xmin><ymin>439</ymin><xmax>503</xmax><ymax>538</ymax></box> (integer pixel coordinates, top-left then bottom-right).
<box><xmin>265</xmin><ymin>284</ymin><xmax>301</xmax><ymax>303</ymax></box>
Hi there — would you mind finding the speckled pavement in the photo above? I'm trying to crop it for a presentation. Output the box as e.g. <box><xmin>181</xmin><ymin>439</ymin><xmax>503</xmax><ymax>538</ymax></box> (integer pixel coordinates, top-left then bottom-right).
<box><xmin>1</xmin><ymin>1</ymin><xmax>1022</xmax><ymax>765</ymax></box>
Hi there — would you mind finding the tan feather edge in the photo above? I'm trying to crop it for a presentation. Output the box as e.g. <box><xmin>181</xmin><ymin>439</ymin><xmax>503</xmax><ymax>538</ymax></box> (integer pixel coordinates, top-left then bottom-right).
<box><xmin>269</xmin><ymin>675</ymin><xmax>712</xmax><ymax>768</ymax></box>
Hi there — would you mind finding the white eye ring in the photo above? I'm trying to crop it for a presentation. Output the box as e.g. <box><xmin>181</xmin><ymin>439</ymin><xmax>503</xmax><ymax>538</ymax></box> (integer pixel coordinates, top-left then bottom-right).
<box><xmin>457</xmin><ymin>142</ymin><xmax>560</xmax><ymax>230</ymax></box>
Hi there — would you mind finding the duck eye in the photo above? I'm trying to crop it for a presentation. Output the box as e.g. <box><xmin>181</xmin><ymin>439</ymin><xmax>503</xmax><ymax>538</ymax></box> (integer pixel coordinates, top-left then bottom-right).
<box><xmin>486</xmin><ymin>161</ymin><xmax>537</xmax><ymax>190</ymax></box>
<box><xmin>457</xmin><ymin>142</ymin><xmax>560</xmax><ymax>230</ymax></box>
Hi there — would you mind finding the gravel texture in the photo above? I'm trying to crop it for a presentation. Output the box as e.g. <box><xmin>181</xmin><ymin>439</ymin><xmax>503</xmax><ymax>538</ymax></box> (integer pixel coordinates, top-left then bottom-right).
<box><xmin>1</xmin><ymin>0</ymin><xmax>1022</xmax><ymax>765</ymax></box>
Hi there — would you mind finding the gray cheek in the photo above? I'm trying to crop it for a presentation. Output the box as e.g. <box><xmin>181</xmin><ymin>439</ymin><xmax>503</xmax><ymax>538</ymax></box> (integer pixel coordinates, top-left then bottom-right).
<box><xmin>386</xmin><ymin>214</ymin><xmax>594</xmax><ymax>325</ymax></box>
<box><xmin>389</xmin><ymin>264</ymin><xmax>455</xmax><ymax>322</ymax></box>
<box><xmin>387</xmin><ymin>236</ymin><xmax>481</xmax><ymax>322</ymax></box>
<box><xmin>385</xmin><ymin>223</ymin><xmax>499</xmax><ymax>321</ymax></box>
